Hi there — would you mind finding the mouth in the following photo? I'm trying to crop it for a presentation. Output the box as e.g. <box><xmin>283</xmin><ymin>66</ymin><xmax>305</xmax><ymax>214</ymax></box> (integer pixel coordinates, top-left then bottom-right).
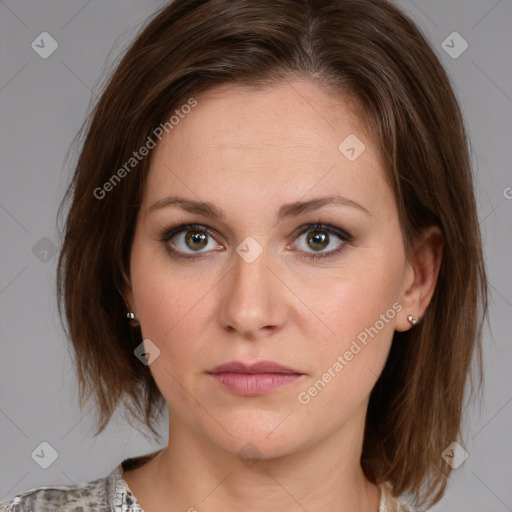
<box><xmin>206</xmin><ymin>360</ymin><xmax>304</xmax><ymax>396</ymax></box>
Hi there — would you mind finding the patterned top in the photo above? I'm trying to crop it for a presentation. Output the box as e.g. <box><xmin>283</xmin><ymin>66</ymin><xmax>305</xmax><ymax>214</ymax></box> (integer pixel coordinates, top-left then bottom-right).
<box><xmin>0</xmin><ymin>450</ymin><xmax>416</xmax><ymax>511</ymax></box>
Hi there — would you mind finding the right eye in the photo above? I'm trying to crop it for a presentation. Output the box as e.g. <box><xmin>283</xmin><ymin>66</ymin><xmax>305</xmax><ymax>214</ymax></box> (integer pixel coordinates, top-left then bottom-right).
<box><xmin>160</xmin><ymin>223</ymin><xmax>224</xmax><ymax>259</ymax></box>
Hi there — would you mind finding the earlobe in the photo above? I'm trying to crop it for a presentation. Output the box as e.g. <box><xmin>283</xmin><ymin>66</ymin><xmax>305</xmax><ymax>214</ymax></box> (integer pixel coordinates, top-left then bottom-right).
<box><xmin>121</xmin><ymin>288</ymin><xmax>139</xmax><ymax>325</ymax></box>
<box><xmin>407</xmin><ymin>314</ymin><xmax>418</xmax><ymax>325</ymax></box>
<box><xmin>395</xmin><ymin>225</ymin><xmax>443</xmax><ymax>332</ymax></box>
<box><xmin>123</xmin><ymin>293</ymin><xmax>140</xmax><ymax>327</ymax></box>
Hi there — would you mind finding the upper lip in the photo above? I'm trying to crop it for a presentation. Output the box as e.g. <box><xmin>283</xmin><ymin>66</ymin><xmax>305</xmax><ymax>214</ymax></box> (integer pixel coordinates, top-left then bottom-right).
<box><xmin>207</xmin><ymin>360</ymin><xmax>302</xmax><ymax>374</ymax></box>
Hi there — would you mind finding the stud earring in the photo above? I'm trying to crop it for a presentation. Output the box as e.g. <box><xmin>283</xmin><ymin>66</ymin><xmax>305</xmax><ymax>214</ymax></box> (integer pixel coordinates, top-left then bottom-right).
<box><xmin>407</xmin><ymin>314</ymin><xmax>418</xmax><ymax>325</ymax></box>
<box><xmin>126</xmin><ymin>311</ymin><xmax>140</xmax><ymax>327</ymax></box>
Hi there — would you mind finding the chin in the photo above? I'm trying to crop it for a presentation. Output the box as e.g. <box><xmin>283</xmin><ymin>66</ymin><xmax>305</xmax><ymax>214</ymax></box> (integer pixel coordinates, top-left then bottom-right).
<box><xmin>202</xmin><ymin>413</ymin><xmax>312</xmax><ymax>462</ymax></box>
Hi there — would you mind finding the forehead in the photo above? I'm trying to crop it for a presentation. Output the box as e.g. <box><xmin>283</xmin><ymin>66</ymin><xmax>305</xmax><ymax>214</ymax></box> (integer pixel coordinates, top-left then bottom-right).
<box><xmin>143</xmin><ymin>80</ymin><xmax>391</xmax><ymax>218</ymax></box>
<box><xmin>161</xmin><ymin>79</ymin><xmax>368</xmax><ymax>156</ymax></box>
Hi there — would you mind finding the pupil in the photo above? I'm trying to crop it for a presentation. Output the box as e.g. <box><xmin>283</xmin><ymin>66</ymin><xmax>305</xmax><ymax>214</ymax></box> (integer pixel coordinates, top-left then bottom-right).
<box><xmin>308</xmin><ymin>230</ymin><xmax>328</xmax><ymax>251</ymax></box>
<box><xmin>186</xmin><ymin>230</ymin><xmax>207</xmax><ymax>250</ymax></box>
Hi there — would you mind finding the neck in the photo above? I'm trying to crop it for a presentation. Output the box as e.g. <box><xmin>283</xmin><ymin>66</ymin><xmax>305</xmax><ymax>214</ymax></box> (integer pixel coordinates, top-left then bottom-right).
<box><xmin>137</xmin><ymin>406</ymin><xmax>380</xmax><ymax>512</ymax></box>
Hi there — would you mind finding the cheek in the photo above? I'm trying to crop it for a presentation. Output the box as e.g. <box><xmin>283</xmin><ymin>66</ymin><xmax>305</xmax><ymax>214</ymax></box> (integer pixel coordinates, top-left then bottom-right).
<box><xmin>134</xmin><ymin>277</ymin><xmax>208</xmax><ymax>358</ymax></box>
<box><xmin>131</xmin><ymin>266</ymin><xmax>212</xmax><ymax>413</ymax></box>
<box><xmin>294</xmin><ymin>246</ymin><xmax>404</xmax><ymax>407</ymax></box>
<box><xmin>294</xmin><ymin>286</ymin><xmax>398</xmax><ymax>430</ymax></box>
<box><xmin>305</xmin><ymin>247</ymin><xmax>404</xmax><ymax>343</ymax></box>
<box><xmin>129</xmin><ymin>237</ymin><xmax>208</xmax><ymax>358</ymax></box>
<box><xmin>308</xmin><ymin>276</ymin><xmax>397</xmax><ymax>375</ymax></box>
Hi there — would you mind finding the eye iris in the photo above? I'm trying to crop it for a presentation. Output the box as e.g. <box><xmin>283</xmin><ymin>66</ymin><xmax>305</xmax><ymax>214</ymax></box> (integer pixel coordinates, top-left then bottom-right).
<box><xmin>185</xmin><ymin>230</ymin><xmax>208</xmax><ymax>250</ymax></box>
<box><xmin>307</xmin><ymin>229</ymin><xmax>329</xmax><ymax>251</ymax></box>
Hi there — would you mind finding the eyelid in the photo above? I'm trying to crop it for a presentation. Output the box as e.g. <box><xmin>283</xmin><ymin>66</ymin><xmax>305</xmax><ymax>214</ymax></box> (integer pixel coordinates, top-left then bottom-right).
<box><xmin>290</xmin><ymin>222</ymin><xmax>352</xmax><ymax>244</ymax></box>
<box><xmin>159</xmin><ymin>223</ymin><xmax>222</xmax><ymax>243</ymax></box>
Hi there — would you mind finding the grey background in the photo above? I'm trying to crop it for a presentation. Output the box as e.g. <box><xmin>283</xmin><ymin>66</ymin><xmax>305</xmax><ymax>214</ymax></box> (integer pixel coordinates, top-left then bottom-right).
<box><xmin>0</xmin><ymin>1</ymin><xmax>510</xmax><ymax>510</ymax></box>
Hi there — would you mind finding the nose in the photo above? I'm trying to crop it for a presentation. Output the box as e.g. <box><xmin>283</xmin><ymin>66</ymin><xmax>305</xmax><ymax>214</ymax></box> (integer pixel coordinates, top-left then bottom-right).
<box><xmin>217</xmin><ymin>243</ymin><xmax>288</xmax><ymax>339</ymax></box>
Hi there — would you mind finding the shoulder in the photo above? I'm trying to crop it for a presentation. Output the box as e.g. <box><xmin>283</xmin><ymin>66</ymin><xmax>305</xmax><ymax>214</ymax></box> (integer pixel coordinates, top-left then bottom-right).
<box><xmin>0</xmin><ymin>472</ymin><xmax>112</xmax><ymax>512</ymax></box>
<box><xmin>0</xmin><ymin>451</ymin><xmax>161</xmax><ymax>512</ymax></box>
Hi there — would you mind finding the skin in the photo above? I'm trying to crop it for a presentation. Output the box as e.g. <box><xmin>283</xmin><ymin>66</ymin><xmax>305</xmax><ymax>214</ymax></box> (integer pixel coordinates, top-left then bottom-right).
<box><xmin>122</xmin><ymin>78</ymin><xmax>442</xmax><ymax>512</ymax></box>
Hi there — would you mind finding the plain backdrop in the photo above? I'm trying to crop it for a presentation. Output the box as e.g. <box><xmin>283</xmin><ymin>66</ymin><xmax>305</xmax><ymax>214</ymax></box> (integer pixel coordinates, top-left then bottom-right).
<box><xmin>0</xmin><ymin>1</ymin><xmax>511</xmax><ymax>511</ymax></box>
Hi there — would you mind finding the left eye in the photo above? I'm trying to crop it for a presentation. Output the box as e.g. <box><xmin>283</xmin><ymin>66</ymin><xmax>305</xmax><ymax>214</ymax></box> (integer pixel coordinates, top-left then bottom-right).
<box><xmin>291</xmin><ymin>224</ymin><xmax>350</xmax><ymax>255</ymax></box>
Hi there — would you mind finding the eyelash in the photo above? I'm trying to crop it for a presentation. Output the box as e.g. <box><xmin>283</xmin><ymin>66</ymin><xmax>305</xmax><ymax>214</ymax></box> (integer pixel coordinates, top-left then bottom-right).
<box><xmin>158</xmin><ymin>221</ymin><xmax>353</xmax><ymax>261</ymax></box>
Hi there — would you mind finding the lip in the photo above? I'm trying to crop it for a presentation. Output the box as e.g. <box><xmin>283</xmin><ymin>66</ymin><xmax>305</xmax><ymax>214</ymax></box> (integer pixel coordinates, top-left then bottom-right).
<box><xmin>207</xmin><ymin>360</ymin><xmax>303</xmax><ymax>396</ymax></box>
<box><xmin>208</xmin><ymin>360</ymin><xmax>301</xmax><ymax>374</ymax></box>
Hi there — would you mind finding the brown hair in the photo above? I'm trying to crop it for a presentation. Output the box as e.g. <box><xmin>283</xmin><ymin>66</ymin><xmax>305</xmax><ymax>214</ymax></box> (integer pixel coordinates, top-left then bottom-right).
<box><xmin>56</xmin><ymin>0</ymin><xmax>488</xmax><ymax>508</ymax></box>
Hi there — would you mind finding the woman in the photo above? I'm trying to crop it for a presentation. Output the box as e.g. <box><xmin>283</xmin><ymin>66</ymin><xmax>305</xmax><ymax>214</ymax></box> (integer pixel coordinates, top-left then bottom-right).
<box><xmin>1</xmin><ymin>0</ymin><xmax>487</xmax><ymax>510</ymax></box>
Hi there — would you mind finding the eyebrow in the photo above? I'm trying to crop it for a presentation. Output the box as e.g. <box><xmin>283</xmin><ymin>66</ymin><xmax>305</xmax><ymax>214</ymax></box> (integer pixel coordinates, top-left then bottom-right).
<box><xmin>148</xmin><ymin>194</ymin><xmax>372</xmax><ymax>220</ymax></box>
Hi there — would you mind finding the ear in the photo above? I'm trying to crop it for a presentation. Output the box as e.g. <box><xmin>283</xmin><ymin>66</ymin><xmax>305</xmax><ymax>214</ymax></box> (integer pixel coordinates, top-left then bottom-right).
<box><xmin>395</xmin><ymin>225</ymin><xmax>443</xmax><ymax>332</ymax></box>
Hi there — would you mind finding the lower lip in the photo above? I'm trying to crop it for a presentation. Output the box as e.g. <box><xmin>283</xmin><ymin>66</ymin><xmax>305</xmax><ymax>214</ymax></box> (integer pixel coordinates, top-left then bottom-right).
<box><xmin>210</xmin><ymin>372</ymin><xmax>302</xmax><ymax>396</ymax></box>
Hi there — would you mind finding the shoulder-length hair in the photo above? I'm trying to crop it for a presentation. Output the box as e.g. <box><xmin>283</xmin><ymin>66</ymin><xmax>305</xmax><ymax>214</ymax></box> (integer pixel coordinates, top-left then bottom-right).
<box><xmin>56</xmin><ymin>0</ymin><xmax>488</xmax><ymax>508</ymax></box>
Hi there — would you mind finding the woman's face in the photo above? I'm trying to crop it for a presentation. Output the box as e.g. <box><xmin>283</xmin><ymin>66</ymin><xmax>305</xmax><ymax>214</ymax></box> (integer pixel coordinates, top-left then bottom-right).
<box><xmin>125</xmin><ymin>79</ymin><xmax>416</xmax><ymax>459</ymax></box>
